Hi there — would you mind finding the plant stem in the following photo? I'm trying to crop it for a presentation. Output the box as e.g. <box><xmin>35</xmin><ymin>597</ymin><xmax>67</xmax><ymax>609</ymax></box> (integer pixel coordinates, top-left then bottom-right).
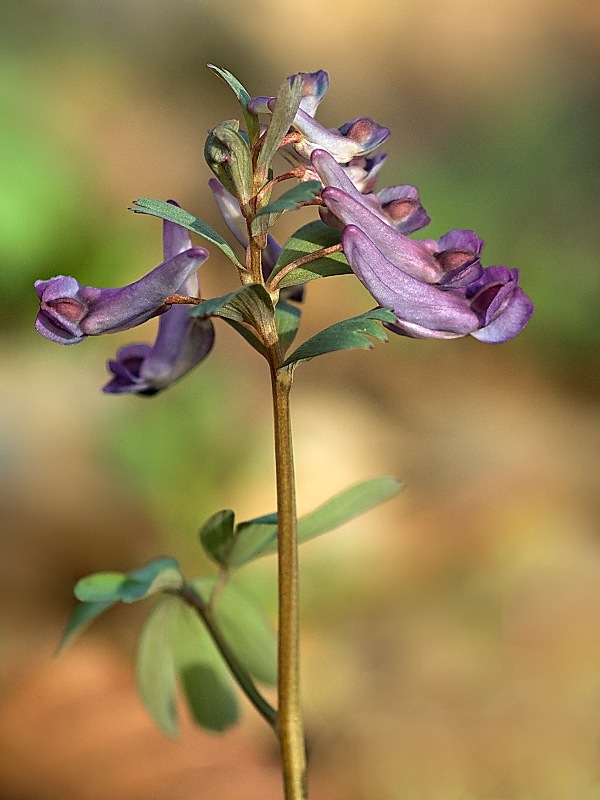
<box><xmin>270</xmin><ymin>363</ymin><xmax>307</xmax><ymax>800</ymax></box>
<box><xmin>178</xmin><ymin>583</ymin><xmax>277</xmax><ymax>728</ymax></box>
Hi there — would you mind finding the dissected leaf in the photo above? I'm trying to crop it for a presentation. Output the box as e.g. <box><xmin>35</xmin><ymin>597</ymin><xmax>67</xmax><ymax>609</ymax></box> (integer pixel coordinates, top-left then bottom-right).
<box><xmin>169</xmin><ymin>598</ymin><xmax>239</xmax><ymax>732</ymax></box>
<box><xmin>281</xmin><ymin>308</ymin><xmax>396</xmax><ymax>367</ymax></box>
<box><xmin>194</xmin><ymin>579</ymin><xmax>277</xmax><ymax>686</ymax></box>
<box><xmin>214</xmin><ymin>476</ymin><xmax>402</xmax><ymax>568</ymax></box>
<box><xmin>199</xmin><ymin>509</ymin><xmax>236</xmax><ymax>566</ymax></box>
<box><xmin>207</xmin><ymin>65</ymin><xmax>260</xmax><ymax>143</ymax></box>
<box><xmin>136</xmin><ymin>596</ymin><xmax>239</xmax><ymax>736</ymax></box>
<box><xmin>255</xmin><ymin>75</ymin><xmax>302</xmax><ymax>182</ymax></box>
<box><xmin>255</xmin><ymin>181</ymin><xmax>321</xmax><ymax>217</ymax></box>
<box><xmin>189</xmin><ymin>284</ymin><xmax>274</xmax><ymax>337</ymax></box>
<box><xmin>57</xmin><ymin>599</ymin><xmax>116</xmax><ymax>654</ymax></box>
<box><xmin>136</xmin><ymin>597</ymin><xmax>179</xmax><ymax>737</ymax></box>
<box><xmin>275</xmin><ymin>300</ymin><xmax>301</xmax><ymax>354</ymax></box>
<box><xmin>74</xmin><ymin>556</ymin><xmax>183</xmax><ymax>604</ymax></box>
<box><xmin>131</xmin><ymin>198</ymin><xmax>244</xmax><ymax>270</ymax></box>
<box><xmin>269</xmin><ymin>220</ymin><xmax>349</xmax><ymax>288</ymax></box>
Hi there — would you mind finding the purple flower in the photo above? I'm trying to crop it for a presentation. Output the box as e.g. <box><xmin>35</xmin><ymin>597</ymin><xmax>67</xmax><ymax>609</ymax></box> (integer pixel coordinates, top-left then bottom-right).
<box><xmin>249</xmin><ymin>71</ymin><xmax>390</xmax><ymax>163</ymax></box>
<box><xmin>311</xmin><ymin>149</ymin><xmax>430</xmax><ymax>236</ymax></box>
<box><xmin>103</xmin><ymin>207</ymin><xmax>215</xmax><ymax>394</ymax></box>
<box><xmin>342</xmin><ymin>225</ymin><xmax>533</xmax><ymax>343</ymax></box>
<box><xmin>35</xmin><ymin>221</ymin><xmax>208</xmax><ymax>346</ymax></box>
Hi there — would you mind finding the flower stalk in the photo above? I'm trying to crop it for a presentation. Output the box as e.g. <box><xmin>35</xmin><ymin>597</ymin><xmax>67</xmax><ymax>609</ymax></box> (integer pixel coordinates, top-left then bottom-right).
<box><xmin>270</xmin><ymin>361</ymin><xmax>307</xmax><ymax>800</ymax></box>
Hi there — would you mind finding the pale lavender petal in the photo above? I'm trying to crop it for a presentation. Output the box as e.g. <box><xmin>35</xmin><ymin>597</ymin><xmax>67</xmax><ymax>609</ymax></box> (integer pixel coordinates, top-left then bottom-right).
<box><xmin>323</xmin><ymin>187</ymin><xmax>443</xmax><ymax>283</ymax></box>
<box><xmin>81</xmin><ymin>248</ymin><xmax>208</xmax><ymax>336</ymax></box>
<box><xmin>209</xmin><ymin>178</ymin><xmax>247</xmax><ymax>248</ymax></box>
<box><xmin>342</xmin><ymin>226</ymin><xmax>481</xmax><ymax>335</ymax></box>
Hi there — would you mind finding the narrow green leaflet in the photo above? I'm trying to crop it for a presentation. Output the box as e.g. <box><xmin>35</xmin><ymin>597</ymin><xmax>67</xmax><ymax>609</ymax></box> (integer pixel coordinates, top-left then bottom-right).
<box><xmin>221</xmin><ymin>318</ymin><xmax>268</xmax><ymax>359</ymax></box>
<box><xmin>131</xmin><ymin>199</ymin><xmax>244</xmax><ymax>270</ymax></box>
<box><xmin>137</xmin><ymin>596</ymin><xmax>179</xmax><ymax>737</ymax></box>
<box><xmin>201</xmin><ymin>476</ymin><xmax>402</xmax><ymax>569</ymax></box>
<box><xmin>281</xmin><ymin>308</ymin><xmax>396</xmax><ymax>368</ymax></box>
<box><xmin>136</xmin><ymin>596</ymin><xmax>239</xmax><ymax>736</ymax></box>
<box><xmin>275</xmin><ymin>300</ymin><xmax>301</xmax><ymax>354</ymax></box>
<box><xmin>207</xmin><ymin>64</ymin><xmax>260</xmax><ymax>143</ymax></box>
<box><xmin>57</xmin><ymin>599</ymin><xmax>116</xmax><ymax>654</ymax></box>
<box><xmin>255</xmin><ymin>181</ymin><xmax>321</xmax><ymax>218</ymax></box>
<box><xmin>269</xmin><ymin>220</ymin><xmax>350</xmax><ymax>288</ymax></box>
<box><xmin>255</xmin><ymin>74</ymin><xmax>302</xmax><ymax>182</ymax></box>
<box><xmin>189</xmin><ymin>284</ymin><xmax>274</xmax><ymax>334</ymax></box>
<box><xmin>74</xmin><ymin>556</ymin><xmax>183</xmax><ymax>604</ymax></box>
<box><xmin>193</xmin><ymin>579</ymin><xmax>277</xmax><ymax>686</ymax></box>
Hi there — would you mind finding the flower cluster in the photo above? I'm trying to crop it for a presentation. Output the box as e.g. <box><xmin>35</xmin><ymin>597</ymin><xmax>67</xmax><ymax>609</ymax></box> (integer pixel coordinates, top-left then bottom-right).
<box><xmin>253</xmin><ymin>71</ymin><xmax>532</xmax><ymax>343</ymax></box>
<box><xmin>33</xmin><ymin>69</ymin><xmax>533</xmax><ymax>395</ymax></box>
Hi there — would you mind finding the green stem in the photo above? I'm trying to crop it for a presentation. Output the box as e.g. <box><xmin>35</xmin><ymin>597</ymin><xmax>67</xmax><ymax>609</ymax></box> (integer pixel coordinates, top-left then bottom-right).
<box><xmin>270</xmin><ymin>363</ymin><xmax>308</xmax><ymax>800</ymax></box>
<box><xmin>178</xmin><ymin>583</ymin><xmax>277</xmax><ymax>728</ymax></box>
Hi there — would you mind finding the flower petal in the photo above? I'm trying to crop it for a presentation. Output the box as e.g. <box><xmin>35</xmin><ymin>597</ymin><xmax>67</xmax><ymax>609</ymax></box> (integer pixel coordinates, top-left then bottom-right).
<box><xmin>342</xmin><ymin>226</ymin><xmax>481</xmax><ymax>335</ymax></box>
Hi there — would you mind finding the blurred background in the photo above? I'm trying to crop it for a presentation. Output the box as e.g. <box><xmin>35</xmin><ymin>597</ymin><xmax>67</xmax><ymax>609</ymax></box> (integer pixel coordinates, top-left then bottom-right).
<box><xmin>1</xmin><ymin>0</ymin><xmax>600</xmax><ymax>798</ymax></box>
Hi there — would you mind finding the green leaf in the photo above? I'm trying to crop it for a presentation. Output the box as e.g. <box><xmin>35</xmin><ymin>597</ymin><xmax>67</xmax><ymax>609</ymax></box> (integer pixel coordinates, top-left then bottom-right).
<box><xmin>221</xmin><ymin>318</ymin><xmax>268</xmax><ymax>358</ymax></box>
<box><xmin>199</xmin><ymin>509</ymin><xmax>236</xmax><ymax>566</ymax></box>
<box><xmin>130</xmin><ymin>198</ymin><xmax>244</xmax><ymax>270</ymax></box>
<box><xmin>207</xmin><ymin>64</ymin><xmax>260</xmax><ymax>143</ymax></box>
<box><xmin>189</xmin><ymin>283</ymin><xmax>274</xmax><ymax>329</ymax></box>
<box><xmin>194</xmin><ymin>579</ymin><xmax>277</xmax><ymax>686</ymax></box>
<box><xmin>74</xmin><ymin>556</ymin><xmax>183</xmax><ymax>604</ymax></box>
<box><xmin>269</xmin><ymin>220</ymin><xmax>350</xmax><ymax>288</ymax></box>
<box><xmin>137</xmin><ymin>596</ymin><xmax>239</xmax><ymax>736</ymax></box>
<box><xmin>169</xmin><ymin>598</ymin><xmax>239</xmax><ymax>732</ymax></box>
<box><xmin>73</xmin><ymin>572</ymin><xmax>127</xmax><ymax>603</ymax></box>
<box><xmin>137</xmin><ymin>597</ymin><xmax>179</xmax><ymax>737</ymax></box>
<box><xmin>281</xmin><ymin>308</ymin><xmax>396</xmax><ymax>367</ymax></box>
<box><xmin>255</xmin><ymin>181</ymin><xmax>321</xmax><ymax>217</ymax></box>
<box><xmin>275</xmin><ymin>300</ymin><xmax>301</xmax><ymax>354</ymax></box>
<box><xmin>220</xmin><ymin>476</ymin><xmax>402</xmax><ymax>568</ymax></box>
<box><xmin>205</xmin><ymin>122</ymin><xmax>253</xmax><ymax>208</ymax></box>
<box><xmin>255</xmin><ymin>75</ymin><xmax>302</xmax><ymax>182</ymax></box>
<box><xmin>57</xmin><ymin>599</ymin><xmax>116</xmax><ymax>654</ymax></box>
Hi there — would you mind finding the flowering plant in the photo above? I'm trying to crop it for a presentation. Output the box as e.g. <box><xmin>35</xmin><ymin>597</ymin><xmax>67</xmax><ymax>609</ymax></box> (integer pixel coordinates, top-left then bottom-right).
<box><xmin>35</xmin><ymin>67</ymin><xmax>533</xmax><ymax>800</ymax></box>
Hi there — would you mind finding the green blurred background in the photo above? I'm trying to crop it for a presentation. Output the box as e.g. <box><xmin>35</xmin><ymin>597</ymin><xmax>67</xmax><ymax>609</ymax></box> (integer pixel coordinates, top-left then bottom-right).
<box><xmin>2</xmin><ymin>1</ymin><xmax>600</xmax><ymax>798</ymax></box>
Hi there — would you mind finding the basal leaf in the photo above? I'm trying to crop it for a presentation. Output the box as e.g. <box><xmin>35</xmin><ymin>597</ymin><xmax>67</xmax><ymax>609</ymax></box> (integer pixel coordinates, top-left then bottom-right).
<box><xmin>194</xmin><ymin>579</ymin><xmax>277</xmax><ymax>686</ymax></box>
<box><xmin>207</xmin><ymin>65</ymin><xmax>260</xmax><ymax>143</ymax></box>
<box><xmin>131</xmin><ymin>198</ymin><xmax>244</xmax><ymax>270</ymax></box>
<box><xmin>255</xmin><ymin>181</ymin><xmax>321</xmax><ymax>217</ymax></box>
<box><xmin>228</xmin><ymin>476</ymin><xmax>402</xmax><ymax>567</ymax></box>
<box><xmin>269</xmin><ymin>220</ymin><xmax>350</xmax><ymax>288</ymax></box>
<box><xmin>281</xmin><ymin>308</ymin><xmax>396</xmax><ymax>367</ymax></box>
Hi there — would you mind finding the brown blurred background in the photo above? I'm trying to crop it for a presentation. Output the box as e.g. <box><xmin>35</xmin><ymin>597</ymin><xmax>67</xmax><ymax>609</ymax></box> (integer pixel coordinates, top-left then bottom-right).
<box><xmin>2</xmin><ymin>0</ymin><xmax>600</xmax><ymax>798</ymax></box>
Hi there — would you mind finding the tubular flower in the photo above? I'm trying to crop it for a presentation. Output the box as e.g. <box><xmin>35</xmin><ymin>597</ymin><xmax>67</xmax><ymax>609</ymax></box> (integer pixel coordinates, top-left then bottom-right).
<box><xmin>341</xmin><ymin>225</ymin><xmax>534</xmax><ymax>343</ymax></box>
<box><xmin>103</xmin><ymin>210</ymin><xmax>215</xmax><ymax>395</ymax></box>
<box><xmin>35</xmin><ymin>224</ymin><xmax>208</xmax><ymax>346</ymax></box>
<box><xmin>311</xmin><ymin>148</ymin><xmax>430</xmax><ymax>235</ymax></box>
<box><xmin>249</xmin><ymin>72</ymin><xmax>390</xmax><ymax>163</ymax></box>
